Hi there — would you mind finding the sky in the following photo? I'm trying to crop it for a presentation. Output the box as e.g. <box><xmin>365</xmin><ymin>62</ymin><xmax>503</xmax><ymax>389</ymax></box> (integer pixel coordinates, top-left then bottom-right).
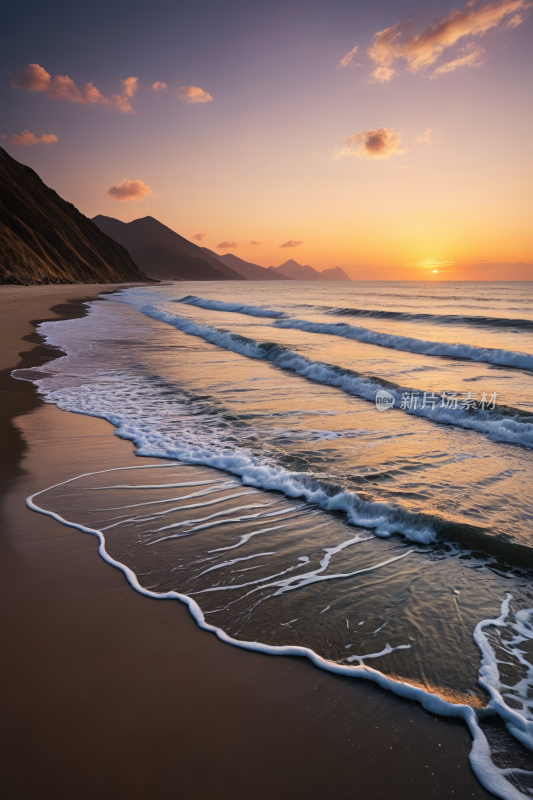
<box><xmin>2</xmin><ymin>0</ymin><xmax>532</xmax><ymax>280</ymax></box>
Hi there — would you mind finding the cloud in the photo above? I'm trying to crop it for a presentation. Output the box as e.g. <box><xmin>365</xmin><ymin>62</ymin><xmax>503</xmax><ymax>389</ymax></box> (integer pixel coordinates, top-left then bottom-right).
<box><xmin>333</xmin><ymin>127</ymin><xmax>407</xmax><ymax>160</ymax></box>
<box><xmin>121</xmin><ymin>77</ymin><xmax>138</xmax><ymax>98</ymax></box>
<box><xmin>367</xmin><ymin>0</ymin><xmax>532</xmax><ymax>81</ymax></box>
<box><xmin>279</xmin><ymin>240</ymin><xmax>303</xmax><ymax>248</ymax></box>
<box><xmin>216</xmin><ymin>239</ymin><xmax>261</xmax><ymax>248</ymax></box>
<box><xmin>176</xmin><ymin>85</ymin><xmax>213</xmax><ymax>104</ymax></box>
<box><xmin>338</xmin><ymin>45</ymin><xmax>359</xmax><ymax>69</ymax></box>
<box><xmin>106</xmin><ymin>179</ymin><xmax>153</xmax><ymax>201</ymax></box>
<box><xmin>431</xmin><ymin>44</ymin><xmax>486</xmax><ymax>76</ymax></box>
<box><xmin>417</xmin><ymin>127</ymin><xmax>432</xmax><ymax>142</ymax></box>
<box><xmin>192</xmin><ymin>231</ymin><xmax>208</xmax><ymax>241</ymax></box>
<box><xmin>372</xmin><ymin>66</ymin><xmax>398</xmax><ymax>82</ymax></box>
<box><xmin>8</xmin><ymin>130</ymin><xmax>58</xmax><ymax>145</ymax></box>
<box><xmin>150</xmin><ymin>81</ymin><xmax>168</xmax><ymax>95</ymax></box>
<box><xmin>10</xmin><ymin>63</ymin><xmax>137</xmax><ymax>112</ymax></box>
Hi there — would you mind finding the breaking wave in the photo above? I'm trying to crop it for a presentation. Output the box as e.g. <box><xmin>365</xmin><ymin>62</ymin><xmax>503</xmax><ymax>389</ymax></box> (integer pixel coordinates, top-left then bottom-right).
<box><xmin>273</xmin><ymin>318</ymin><xmax>533</xmax><ymax>371</ymax></box>
<box><xmin>325</xmin><ymin>306</ymin><xmax>533</xmax><ymax>332</ymax></box>
<box><xmin>141</xmin><ymin>305</ymin><xmax>533</xmax><ymax>451</ymax></box>
<box><xmin>175</xmin><ymin>295</ymin><xmax>285</xmax><ymax>318</ymax></box>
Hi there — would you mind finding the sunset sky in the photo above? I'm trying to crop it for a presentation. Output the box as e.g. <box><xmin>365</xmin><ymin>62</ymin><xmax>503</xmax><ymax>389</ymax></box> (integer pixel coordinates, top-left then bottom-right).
<box><xmin>2</xmin><ymin>0</ymin><xmax>532</xmax><ymax>279</ymax></box>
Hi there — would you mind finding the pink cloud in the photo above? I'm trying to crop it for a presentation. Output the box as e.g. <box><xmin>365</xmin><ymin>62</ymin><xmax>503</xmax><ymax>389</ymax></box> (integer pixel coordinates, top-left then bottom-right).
<box><xmin>176</xmin><ymin>85</ymin><xmax>213</xmax><ymax>104</ymax></box>
<box><xmin>150</xmin><ymin>81</ymin><xmax>168</xmax><ymax>96</ymax></box>
<box><xmin>192</xmin><ymin>231</ymin><xmax>208</xmax><ymax>241</ymax></box>
<box><xmin>8</xmin><ymin>130</ymin><xmax>58</xmax><ymax>145</ymax></box>
<box><xmin>334</xmin><ymin>127</ymin><xmax>407</xmax><ymax>160</ymax></box>
<box><xmin>216</xmin><ymin>239</ymin><xmax>261</xmax><ymax>248</ymax></box>
<box><xmin>279</xmin><ymin>240</ymin><xmax>303</xmax><ymax>248</ymax></box>
<box><xmin>121</xmin><ymin>77</ymin><xmax>138</xmax><ymax>98</ymax></box>
<box><xmin>431</xmin><ymin>44</ymin><xmax>486</xmax><ymax>77</ymax></box>
<box><xmin>106</xmin><ymin>179</ymin><xmax>153</xmax><ymax>201</ymax></box>
<box><xmin>11</xmin><ymin>64</ymin><xmax>137</xmax><ymax>112</ymax></box>
<box><xmin>417</xmin><ymin>127</ymin><xmax>432</xmax><ymax>142</ymax></box>
<box><xmin>338</xmin><ymin>45</ymin><xmax>359</xmax><ymax>69</ymax></box>
<box><xmin>367</xmin><ymin>0</ymin><xmax>532</xmax><ymax>81</ymax></box>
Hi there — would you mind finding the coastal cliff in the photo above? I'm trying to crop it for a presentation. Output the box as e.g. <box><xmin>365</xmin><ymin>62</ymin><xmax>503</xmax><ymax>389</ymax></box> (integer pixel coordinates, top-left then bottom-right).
<box><xmin>0</xmin><ymin>147</ymin><xmax>150</xmax><ymax>285</ymax></box>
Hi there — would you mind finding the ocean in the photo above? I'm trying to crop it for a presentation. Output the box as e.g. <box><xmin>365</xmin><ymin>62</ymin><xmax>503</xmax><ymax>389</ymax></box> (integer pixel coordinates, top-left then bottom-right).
<box><xmin>16</xmin><ymin>280</ymin><xmax>533</xmax><ymax>799</ymax></box>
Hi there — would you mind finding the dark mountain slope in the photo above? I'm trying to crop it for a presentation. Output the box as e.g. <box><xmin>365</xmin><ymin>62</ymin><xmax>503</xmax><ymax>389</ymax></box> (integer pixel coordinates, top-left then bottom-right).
<box><xmin>92</xmin><ymin>216</ymin><xmax>244</xmax><ymax>281</ymax></box>
<box><xmin>0</xmin><ymin>147</ymin><xmax>149</xmax><ymax>285</ymax></box>
<box><xmin>202</xmin><ymin>249</ymin><xmax>292</xmax><ymax>281</ymax></box>
<box><xmin>132</xmin><ymin>244</ymin><xmax>234</xmax><ymax>281</ymax></box>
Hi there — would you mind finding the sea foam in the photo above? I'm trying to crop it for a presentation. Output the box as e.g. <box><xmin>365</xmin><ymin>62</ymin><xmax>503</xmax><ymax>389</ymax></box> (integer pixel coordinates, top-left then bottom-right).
<box><xmin>140</xmin><ymin>305</ymin><xmax>533</xmax><ymax>450</ymax></box>
<box><xmin>25</xmin><ymin>464</ymin><xmax>533</xmax><ymax>800</ymax></box>
<box><xmin>273</xmin><ymin>317</ymin><xmax>533</xmax><ymax>372</ymax></box>
<box><xmin>175</xmin><ymin>295</ymin><xmax>285</xmax><ymax>318</ymax></box>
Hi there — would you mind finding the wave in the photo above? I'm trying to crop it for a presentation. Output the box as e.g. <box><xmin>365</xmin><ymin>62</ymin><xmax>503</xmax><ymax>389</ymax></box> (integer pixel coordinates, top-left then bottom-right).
<box><xmin>273</xmin><ymin>318</ymin><xmax>533</xmax><ymax>371</ymax></box>
<box><xmin>325</xmin><ymin>306</ymin><xmax>533</xmax><ymax>332</ymax></box>
<box><xmin>26</xmin><ymin>464</ymin><xmax>533</xmax><ymax>800</ymax></box>
<box><xmin>175</xmin><ymin>295</ymin><xmax>285</xmax><ymax>318</ymax></box>
<box><xmin>140</xmin><ymin>305</ymin><xmax>533</xmax><ymax>451</ymax></box>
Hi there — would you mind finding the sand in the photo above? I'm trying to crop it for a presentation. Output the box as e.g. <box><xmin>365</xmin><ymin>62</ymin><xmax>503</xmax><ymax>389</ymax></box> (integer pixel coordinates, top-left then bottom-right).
<box><xmin>0</xmin><ymin>284</ymin><xmax>492</xmax><ymax>799</ymax></box>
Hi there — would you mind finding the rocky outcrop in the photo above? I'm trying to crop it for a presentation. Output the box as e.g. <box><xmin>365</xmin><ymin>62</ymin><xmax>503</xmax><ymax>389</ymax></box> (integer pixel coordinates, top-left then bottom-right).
<box><xmin>0</xmin><ymin>147</ymin><xmax>150</xmax><ymax>285</ymax></box>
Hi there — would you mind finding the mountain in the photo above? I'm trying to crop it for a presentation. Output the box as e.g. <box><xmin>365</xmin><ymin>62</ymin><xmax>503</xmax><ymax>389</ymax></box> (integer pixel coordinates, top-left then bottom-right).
<box><xmin>318</xmin><ymin>267</ymin><xmax>352</xmax><ymax>281</ymax></box>
<box><xmin>0</xmin><ymin>147</ymin><xmax>150</xmax><ymax>285</ymax></box>
<box><xmin>203</xmin><ymin>250</ymin><xmax>293</xmax><ymax>281</ymax></box>
<box><xmin>92</xmin><ymin>216</ymin><xmax>244</xmax><ymax>282</ymax></box>
<box><xmin>268</xmin><ymin>260</ymin><xmax>351</xmax><ymax>281</ymax></box>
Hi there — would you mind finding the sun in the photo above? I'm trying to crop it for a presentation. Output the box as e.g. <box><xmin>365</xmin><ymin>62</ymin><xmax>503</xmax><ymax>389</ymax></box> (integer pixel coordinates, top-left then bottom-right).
<box><xmin>433</xmin><ymin>269</ymin><xmax>438</xmax><ymax>273</ymax></box>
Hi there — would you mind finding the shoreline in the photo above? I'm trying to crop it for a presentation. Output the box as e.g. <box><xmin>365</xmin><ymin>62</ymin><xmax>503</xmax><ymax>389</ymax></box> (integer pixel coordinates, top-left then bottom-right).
<box><xmin>0</xmin><ymin>285</ymin><xmax>492</xmax><ymax>799</ymax></box>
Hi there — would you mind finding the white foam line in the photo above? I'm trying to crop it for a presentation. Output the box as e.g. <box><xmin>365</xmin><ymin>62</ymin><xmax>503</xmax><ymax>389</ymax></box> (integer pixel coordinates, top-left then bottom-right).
<box><xmin>273</xmin><ymin>318</ymin><xmax>533</xmax><ymax>372</ymax></box>
<box><xmin>101</xmin><ymin>491</ymin><xmax>258</xmax><ymax>530</ymax></box>
<box><xmin>197</xmin><ymin>552</ymin><xmax>278</xmax><ymax>578</ymax></box>
<box><xmin>208</xmin><ymin>547</ymin><xmax>410</xmax><ymax>600</ymax></box>
<box><xmin>87</xmin><ymin>479</ymin><xmax>226</xmax><ymax>490</ymax></box>
<box><xmin>207</xmin><ymin>524</ymin><xmax>289</xmax><ymax>552</ymax></box>
<box><xmin>144</xmin><ymin>503</ymin><xmax>280</xmax><ymax>535</ymax></box>
<box><xmin>373</xmin><ymin>621</ymin><xmax>388</xmax><ymax>636</ymax></box>
<box><xmin>474</xmin><ymin>594</ymin><xmax>533</xmax><ymax>752</ymax></box>
<box><xmin>148</xmin><ymin>508</ymin><xmax>280</xmax><ymax>543</ymax></box>
<box><xmin>95</xmin><ymin>482</ymin><xmax>243</xmax><ymax>512</ymax></box>
<box><xmin>347</xmin><ymin>643</ymin><xmax>411</xmax><ymax>662</ymax></box>
<box><xmin>26</xmin><ymin>465</ymin><xmax>527</xmax><ymax>800</ymax></box>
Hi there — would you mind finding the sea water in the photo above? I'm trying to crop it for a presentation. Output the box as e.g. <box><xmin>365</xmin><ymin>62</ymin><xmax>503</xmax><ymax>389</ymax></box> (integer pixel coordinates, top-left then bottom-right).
<box><xmin>16</xmin><ymin>281</ymin><xmax>533</xmax><ymax>799</ymax></box>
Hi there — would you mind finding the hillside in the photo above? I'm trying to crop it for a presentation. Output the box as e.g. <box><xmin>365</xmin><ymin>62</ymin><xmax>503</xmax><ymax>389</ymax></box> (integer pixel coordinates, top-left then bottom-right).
<box><xmin>0</xmin><ymin>147</ymin><xmax>150</xmax><ymax>285</ymax></box>
<box><xmin>203</xmin><ymin>250</ymin><xmax>292</xmax><ymax>281</ymax></box>
<box><xmin>92</xmin><ymin>216</ymin><xmax>244</xmax><ymax>282</ymax></box>
<box><xmin>268</xmin><ymin>260</ymin><xmax>351</xmax><ymax>281</ymax></box>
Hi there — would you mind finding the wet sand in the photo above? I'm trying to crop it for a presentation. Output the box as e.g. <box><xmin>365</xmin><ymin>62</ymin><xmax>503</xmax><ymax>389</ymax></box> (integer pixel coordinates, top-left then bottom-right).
<box><xmin>0</xmin><ymin>285</ymin><xmax>493</xmax><ymax>799</ymax></box>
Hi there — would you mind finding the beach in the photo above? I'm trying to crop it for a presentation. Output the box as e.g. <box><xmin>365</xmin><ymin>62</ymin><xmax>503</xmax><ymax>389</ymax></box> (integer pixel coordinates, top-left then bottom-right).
<box><xmin>0</xmin><ymin>284</ymin><xmax>494</xmax><ymax>799</ymax></box>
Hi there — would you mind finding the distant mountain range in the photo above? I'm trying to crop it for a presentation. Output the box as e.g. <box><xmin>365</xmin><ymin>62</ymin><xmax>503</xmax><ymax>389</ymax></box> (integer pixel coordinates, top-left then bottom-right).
<box><xmin>268</xmin><ymin>260</ymin><xmax>351</xmax><ymax>281</ymax></box>
<box><xmin>91</xmin><ymin>218</ymin><xmax>352</xmax><ymax>282</ymax></box>
<box><xmin>203</xmin><ymin>250</ymin><xmax>292</xmax><ymax>280</ymax></box>
<box><xmin>92</xmin><ymin>216</ymin><xmax>244</xmax><ymax>281</ymax></box>
<box><xmin>205</xmin><ymin>253</ymin><xmax>350</xmax><ymax>281</ymax></box>
<box><xmin>0</xmin><ymin>147</ymin><xmax>353</xmax><ymax>285</ymax></box>
<box><xmin>0</xmin><ymin>147</ymin><xmax>149</xmax><ymax>285</ymax></box>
